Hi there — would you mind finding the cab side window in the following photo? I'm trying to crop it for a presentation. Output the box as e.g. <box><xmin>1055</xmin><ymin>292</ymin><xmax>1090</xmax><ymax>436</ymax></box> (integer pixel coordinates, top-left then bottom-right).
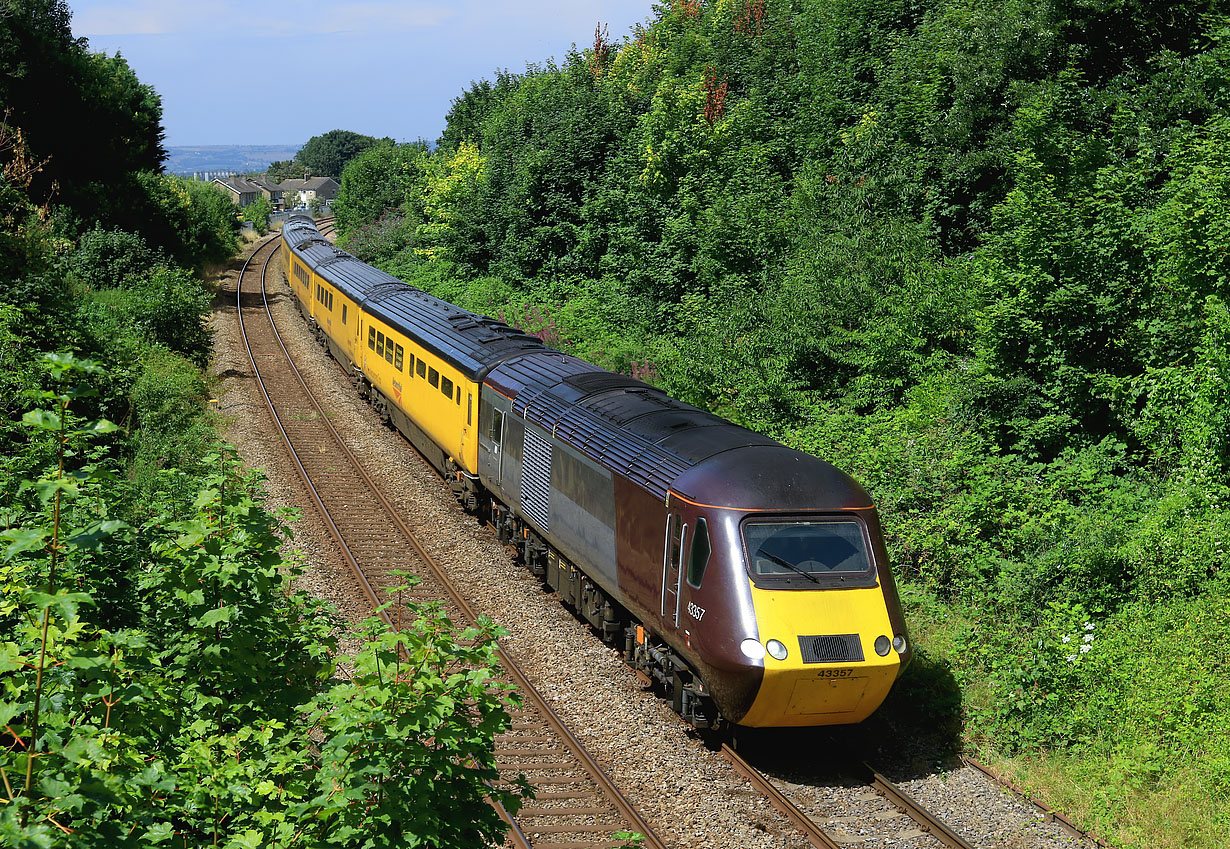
<box><xmin>368</xmin><ymin>327</ymin><xmax>376</xmax><ymax>350</ymax></box>
<box><xmin>687</xmin><ymin>517</ymin><xmax>711</xmax><ymax>588</ymax></box>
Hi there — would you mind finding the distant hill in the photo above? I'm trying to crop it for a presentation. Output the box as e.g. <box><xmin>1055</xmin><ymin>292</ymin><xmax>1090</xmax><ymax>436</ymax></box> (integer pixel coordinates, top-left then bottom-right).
<box><xmin>165</xmin><ymin>144</ymin><xmax>302</xmax><ymax>177</ymax></box>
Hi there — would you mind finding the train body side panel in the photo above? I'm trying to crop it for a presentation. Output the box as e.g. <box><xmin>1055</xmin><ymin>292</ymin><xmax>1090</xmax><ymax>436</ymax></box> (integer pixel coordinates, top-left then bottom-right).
<box><xmin>360</xmin><ymin>311</ymin><xmax>470</xmax><ymax>469</ymax></box>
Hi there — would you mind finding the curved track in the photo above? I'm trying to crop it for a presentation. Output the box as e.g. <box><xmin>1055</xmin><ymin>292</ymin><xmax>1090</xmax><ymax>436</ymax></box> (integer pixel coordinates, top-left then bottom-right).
<box><xmin>234</xmin><ymin>223</ymin><xmax>1099</xmax><ymax>849</ymax></box>
<box><xmin>236</xmin><ymin>232</ymin><xmax>665</xmax><ymax>849</ymax></box>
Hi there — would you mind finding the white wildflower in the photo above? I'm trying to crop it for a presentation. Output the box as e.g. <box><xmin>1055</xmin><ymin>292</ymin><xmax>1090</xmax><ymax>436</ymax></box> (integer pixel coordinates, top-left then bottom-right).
<box><xmin>1062</xmin><ymin>635</ymin><xmax>1072</xmax><ymax>643</ymax></box>
<box><xmin>1066</xmin><ymin>654</ymin><xmax>1077</xmax><ymax>663</ymax></box>
<box><xmin>1080</xmin><ymin>643</ymin><xmax>1091</xmax><ymax>654</ymax></box>
<box><xmin>1083</xmin><ymin>633</ymin><xmax>1094</xmax><ymax>643</ymax></box>
<box><xmin>1085</xmin><ymin>622</ymin><xmax>1095</xmax><ymax>631</ymax></box>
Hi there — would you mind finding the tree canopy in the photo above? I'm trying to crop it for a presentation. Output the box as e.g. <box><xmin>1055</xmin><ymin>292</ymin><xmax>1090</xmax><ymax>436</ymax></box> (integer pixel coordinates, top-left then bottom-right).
<box><xmin>296</xmin><ymin>128</ymin><xmax>393</xmax><ymax>179</ymax></box>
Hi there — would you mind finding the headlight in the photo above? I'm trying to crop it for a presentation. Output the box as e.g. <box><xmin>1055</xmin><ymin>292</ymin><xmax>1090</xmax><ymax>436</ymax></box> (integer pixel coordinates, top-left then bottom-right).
<box><xmin>740</xmin><ymin>638</ymin><xmax>766</xmax><ymax>660</ymax></box>
<box><xmin>893</xmin><ymin>635</ymin><xmax>907</xmax><ymax>654</ymax></box>
<box><xmin>874</xmin><ymin>635</ymin><xmax>891</xmax><ymax>656</ymax></box>
<box><xmin>766</xmin><ymin>639</ymin><xmax>788</xmax><ymax>661</ymax></box>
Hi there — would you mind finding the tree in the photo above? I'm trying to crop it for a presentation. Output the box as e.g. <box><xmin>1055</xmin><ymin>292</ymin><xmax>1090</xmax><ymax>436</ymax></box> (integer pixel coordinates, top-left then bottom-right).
<box><xmin>265</xmin><ymin>159</ymin><xmax>298</xmax><ymax>182</ymax></box>
<box><xmin>333</xmin><ymin>142</ymin><xmax>428</xmax><ymax>233</ymax></box>
<box><xmin>297</xmin><ymin>129</ymin><xmax>392</xmax><ymax>180</ymax></box>
<box><xmin>243</xmin><ymin>195</ymin><xmax>273</xmax><ymax>234</ymax></box>
<box><xmin>0</xmin><ymin>2</ymin><xmax>166</xmax><ymax>213</ymax></box>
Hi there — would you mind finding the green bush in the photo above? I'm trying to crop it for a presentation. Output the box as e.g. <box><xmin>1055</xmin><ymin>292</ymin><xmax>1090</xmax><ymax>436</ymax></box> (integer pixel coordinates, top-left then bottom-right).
<box><xmin>64</xmin><ymin>227</ymin><xmax>163</xmax><ymax>289</ymax></box>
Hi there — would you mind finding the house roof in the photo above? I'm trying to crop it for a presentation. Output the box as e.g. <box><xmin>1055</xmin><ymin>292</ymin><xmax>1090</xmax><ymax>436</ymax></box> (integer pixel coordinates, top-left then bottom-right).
<box><xmin>248</xmin><ymin>176</ymin><xmax>283</xmax><ymax>192</ymax></box>
<box><xmin>213</xmin><ymin>176</ymin><xmax>262</xmax><ymax>195</ymax></box>
<box><xmin>279</xmin><ymin>176</ymin><xmax>338</xmax><ymax>192</ymax></box>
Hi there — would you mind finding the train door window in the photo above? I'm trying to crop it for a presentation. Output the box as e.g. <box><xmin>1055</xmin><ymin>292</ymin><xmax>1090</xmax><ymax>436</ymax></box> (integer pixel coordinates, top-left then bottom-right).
<box><xmin>342</xmin><ymin>304</ymin><xmax>347</xmax><ymax>325</ymax></box>
<box><xmin>428</xmin><ymin>367</ymin><xmax>439</xmax><ymax>388</ymax></box>
<box><xmin>384</xmin><ymin>339</ymin><xmax>394</xmax><ymax>364</ymax></box>
<box><xmin>489</xmin><ymin>408</ymin><xmax>504</xmax><ymax>445</ymax></box>
<box><xmin>368</xmin><ymin>327</ymin><xmax>376</xmax><ymax>350</ymax></box>
<box><xmin>456</xmin><ymin>386</ymin><xmax>461</xmax><ymax>405</ymax></box>
<box><xmin>416</xmin><ymin>359</ymin><xmax>426</xmax><ymax>378</ymax></box>
<box><xmin>687</xmin><ymin>517</ymin><xmax>710</xmax><ymax>588</ymax></box>
<box><xmin>662</xmin><ymin>516</ymin><xmax>685</xmax><ymax>623</ymax></box>
<box><xmin>376</xmin><ymin>332</ymin><xmax>385</xmax><ymax>358</ymax></box>
<box><xmin>467</xmin><ymin>393</ymin><xmax>473</xmax><ymax>425</ymax></box>
<box><xmin>394</xmin><ymin>344</ymin><xmax>404</xmax><ymax>371</ymax></box>
<box><xmin>441</xmin><ymin>375</ymin><xmax>453</xmax><ymax>399</ymax></box>
<box><xmin>327</xmin><ymin>290</ymin><xmax>333</xmax><ymax>310</ymax></box>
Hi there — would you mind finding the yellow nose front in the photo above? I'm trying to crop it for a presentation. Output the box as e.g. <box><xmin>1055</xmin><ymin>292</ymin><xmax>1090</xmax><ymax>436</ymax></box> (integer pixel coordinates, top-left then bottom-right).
<box><xmin>736</xmin><ymin>584</ymin><xmax>901</xmax><ymax>727</ymax></box>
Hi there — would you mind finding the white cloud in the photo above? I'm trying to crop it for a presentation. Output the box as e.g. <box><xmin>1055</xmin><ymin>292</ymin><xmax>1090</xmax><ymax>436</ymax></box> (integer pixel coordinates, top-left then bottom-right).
<box><xmin>72</xmin><ymin>1</ymin><xmax>454</xmax><ymax>37</ymax></box>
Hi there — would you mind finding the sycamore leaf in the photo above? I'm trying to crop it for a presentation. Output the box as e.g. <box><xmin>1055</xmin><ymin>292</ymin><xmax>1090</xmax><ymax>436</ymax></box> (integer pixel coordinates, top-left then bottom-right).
<box><xmin>67</xmin><ymin>519</ymin><xmax>129</xmax><ymax>551</ymax></box>
<box><xmin>22</xmin><ymin>409</ymin><xmax>62</xmax><ymax>431</ymax></box>
<box><xmin>2</xmin><ymin>527</ymin><xmax>47</xmax><ymax>559</ymax></box>
<box><xmin>197</xmin><ymin>606</ymin><xmax>236</xmax><ymax>628</ymax></box>
<box><xmin>19</xmin><ymin>477</ymin><xmax>80</xmax><ymax>504</ymax></box>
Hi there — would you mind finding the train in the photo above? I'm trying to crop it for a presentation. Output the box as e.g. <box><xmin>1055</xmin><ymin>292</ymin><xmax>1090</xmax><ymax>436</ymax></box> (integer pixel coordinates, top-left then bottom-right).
<box><xmin>280</xmin><ymin>215</ymin><xmax>911</xmax><ymax>729</ymax></box>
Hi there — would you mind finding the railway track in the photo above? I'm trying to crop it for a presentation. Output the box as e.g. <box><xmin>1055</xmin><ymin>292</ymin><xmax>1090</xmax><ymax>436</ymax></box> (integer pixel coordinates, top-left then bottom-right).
<box><xmin>232</xmin><ymin>223</ymin><xmax>1092</xmax><ymax>849</ymax></box>
<box><xmin>720</xmin><ymin>742</ymin><xmax>977</xmax><ymax>849</ymax></box>
<box><xmin>236</xmin><ymin>232</ymin><xmax>664</xmax><ymax>849</ymax></box>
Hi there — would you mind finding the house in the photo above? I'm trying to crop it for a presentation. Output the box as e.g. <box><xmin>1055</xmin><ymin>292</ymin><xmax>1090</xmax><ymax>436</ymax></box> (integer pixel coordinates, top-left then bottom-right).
<box><xmin>279</xmin><ymin>175</ymin><xmax>339</xmax><ymax>208</ymax></box>
<box><xmin>212</xmin><ymin>176</ymin><xmax>263</xmax><ymax>208</ymax></box>
<box><xmin>248</xmin><ymin>176</ymin><xmax>286</xmax><ymax>210</ymax></box>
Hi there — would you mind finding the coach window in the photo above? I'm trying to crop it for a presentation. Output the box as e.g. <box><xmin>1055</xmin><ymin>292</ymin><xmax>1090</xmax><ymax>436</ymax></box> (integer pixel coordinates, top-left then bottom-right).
<box><xmin>384</xmin><ymin>339</ymin><xmax>394</xmax><ymax>364</ymax></box>
<box><xmin>428</xmin><ymin>367</ymin><xmax>439</xmax><ymax>389</ymax></box>
<box><xmin>416</xmin><ymin>359</ymin><xmax>426</xmax><ymax>378</ymax></box>
<box><xmin>489</xmin><ymin>408</ymin><xmax>504</xmax><ymax>444</ymax></box>
<box><xmin>376</xmin><ymin>332</ymin><xmax>385</xmax><ymax>358</ymax></box>
<box><xmin>687</xmin><ymin>517</ymin><xmax>711</xmax><ymax>588</ymax></box>
<box><xmin>368</xmin><ymin>328</ymin><xmax>376</xmax><ymax>350</ymax></box>
<box><xmin>441</xmin><ymin>375</ymin><xmax>453</xmax><ymax>398</ymax></box>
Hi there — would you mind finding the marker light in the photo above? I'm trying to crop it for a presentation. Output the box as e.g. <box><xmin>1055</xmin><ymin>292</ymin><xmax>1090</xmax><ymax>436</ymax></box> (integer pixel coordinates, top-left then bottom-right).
<box><xmin>740</xmin><ymin>638</ymin><xmax>767</xmax><ymax>660</ymax></box>
<box><xmin>874</xmin><ymin>635</ymin><xmax>891</xmax><ymax>656</ymax></box>
<box><xmin>766</xmin><ymin>639</ymin><xmax>788</xmax><ymax>661</ymax></box>
<box><xmin>893</xmin><ymin>635</ymin><xmax>908</xmax><ymax>654</ymax></box>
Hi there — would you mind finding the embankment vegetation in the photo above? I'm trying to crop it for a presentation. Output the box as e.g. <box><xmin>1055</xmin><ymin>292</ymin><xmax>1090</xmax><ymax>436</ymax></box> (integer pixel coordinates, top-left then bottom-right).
<box><xmin>1</xmin><ymin>1</ymin><xmax>520</xmax><ymax>845</ymax></box>
<box><xmin>331</xmin><ymin>2</ymin><xmax>1230</xmax><ymax>845</ymax></box>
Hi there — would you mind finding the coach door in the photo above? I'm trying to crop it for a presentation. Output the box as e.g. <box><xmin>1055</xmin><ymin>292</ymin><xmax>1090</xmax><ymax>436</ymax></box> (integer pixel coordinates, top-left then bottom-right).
<box><xmin>661</xmin><ymin>513</ymin><xmax>685</xmax><ymax>627</ymax></box>
<box><xmin>479</xmin><ymin>402</ymin><xmax>506</xmax><ymax>487</ymax></box>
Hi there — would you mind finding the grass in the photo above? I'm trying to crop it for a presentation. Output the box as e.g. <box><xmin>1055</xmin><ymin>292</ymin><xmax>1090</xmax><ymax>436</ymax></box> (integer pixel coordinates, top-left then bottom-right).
<box><xmin>902</xmin><ymin>589</ymin><xmax>1230</xmax><ymax>849</ymax></box>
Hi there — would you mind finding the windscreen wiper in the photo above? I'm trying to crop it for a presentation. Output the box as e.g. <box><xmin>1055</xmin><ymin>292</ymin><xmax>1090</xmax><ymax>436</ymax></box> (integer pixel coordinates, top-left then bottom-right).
<box><xmin>756</xmin><ymin>548</ymin><xmax>819</xmax><ymax>583</ymax></box>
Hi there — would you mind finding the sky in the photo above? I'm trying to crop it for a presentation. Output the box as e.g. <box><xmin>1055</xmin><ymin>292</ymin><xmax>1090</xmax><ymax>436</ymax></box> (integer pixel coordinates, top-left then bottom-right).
<box><xmin>70</xmin><ymin>1</ymin><xmax>657</xmax><ymax>148</ymax></box>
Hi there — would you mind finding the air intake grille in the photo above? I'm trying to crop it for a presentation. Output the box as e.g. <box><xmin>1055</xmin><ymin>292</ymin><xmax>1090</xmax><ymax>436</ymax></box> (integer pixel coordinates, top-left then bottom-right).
<box><xmin>521</xmin><ymin>428</ymin><xmax>551</xmax><ymax>532</ymax></box>
<box><xmin>798</xmin><ymin>634</ymin><xmax>864</xmax><ymax>664</ymax></box>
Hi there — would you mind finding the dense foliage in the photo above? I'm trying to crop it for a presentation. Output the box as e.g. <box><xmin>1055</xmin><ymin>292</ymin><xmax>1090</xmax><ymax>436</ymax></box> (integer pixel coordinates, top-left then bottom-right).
<box><xmin>332</xmin><ymin>1</ymin><xmax>1230</xmax><ymax>844</ymax></box>
<box><xmin>297</xmin><ymin>129</ymin><xmax>395</xmax><ymax>180</ymax></box>
<box><xmin>1</xmin><ymin>2</ymin><xmax>522</xmax><ymax>844</ymax></box>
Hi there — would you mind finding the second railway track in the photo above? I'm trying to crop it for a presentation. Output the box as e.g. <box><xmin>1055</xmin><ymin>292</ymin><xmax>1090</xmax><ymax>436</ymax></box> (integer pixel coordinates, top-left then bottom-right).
<box><xmin>236</xmin><ymin>233</ymin><xmax>664</xmax><ymax>849</ymax></box>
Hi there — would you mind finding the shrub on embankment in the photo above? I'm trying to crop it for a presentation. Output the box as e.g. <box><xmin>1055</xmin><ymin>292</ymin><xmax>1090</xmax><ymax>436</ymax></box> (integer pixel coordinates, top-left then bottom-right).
<box><xmin>331</xmin><ymin>2</ymin><xmax>1230</xmax><ymax>844</ymax></box>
